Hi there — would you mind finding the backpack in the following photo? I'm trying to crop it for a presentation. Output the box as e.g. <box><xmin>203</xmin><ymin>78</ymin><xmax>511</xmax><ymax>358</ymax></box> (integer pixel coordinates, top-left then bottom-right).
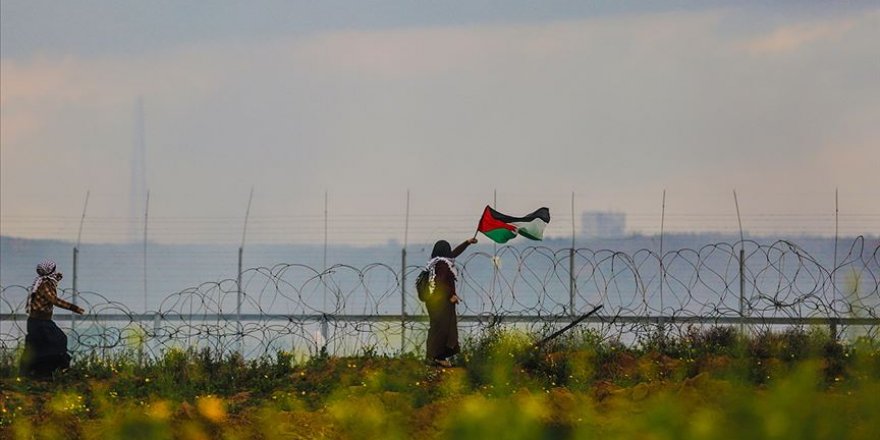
<box><xmin>415</xmin><ymin>269</ymin><xmax>431</xmax><ymax>301</ymax></box>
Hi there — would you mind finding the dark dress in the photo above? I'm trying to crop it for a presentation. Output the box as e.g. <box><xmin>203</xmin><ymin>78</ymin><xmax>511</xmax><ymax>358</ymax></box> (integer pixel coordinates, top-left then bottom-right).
<box><xmin>20</xmin><ymin>278</ymin><xmax>78</xmax><ymax>378</ymax></box>
<box><xmin>20</xmin><ymin>319</ymin><xmax>71</xmax><ymax>377</ymax></box>
<box><xmin>426</xmin><ymin>241</ymin><xmax>471</xmax><ymax>360</ymax></box>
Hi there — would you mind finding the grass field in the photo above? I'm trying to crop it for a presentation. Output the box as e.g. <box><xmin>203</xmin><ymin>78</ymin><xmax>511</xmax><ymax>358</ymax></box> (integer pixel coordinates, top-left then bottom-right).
<box><xmin>2</xmin><ymin>326</ymin><xmax>879</xmax><ymax>439</ymax></box>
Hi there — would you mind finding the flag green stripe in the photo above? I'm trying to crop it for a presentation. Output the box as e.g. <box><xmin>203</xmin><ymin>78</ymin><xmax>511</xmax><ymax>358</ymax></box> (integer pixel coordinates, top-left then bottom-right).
<box><xmin>483</xmin><ymin>228</ymin><xmax>517</xmax><ymax>244</ymax></box>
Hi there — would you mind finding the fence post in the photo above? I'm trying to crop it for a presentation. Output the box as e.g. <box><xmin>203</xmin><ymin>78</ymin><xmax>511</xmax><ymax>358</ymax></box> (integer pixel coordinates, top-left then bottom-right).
<box><xmin>401</xmin><ymin>248</ymin><xmax>407</xmax><ymax>353</ymax></box>
<box><xmin>238</xmin><ymin>187</ymin><xmax>253</xmax><ymax>357</ymax></box>
<box><xmin>401</xmin><ymin>189</ymin><xmax>411</xmax><ymax>354</ymax></box>
<box><xmin>237</xmin><ymin>246</ymin><xmax>243</xmax><ymax>355</ymax></box>
<box><xmin>659</xmin><ymin>190</ymin><xmax>666</xmax><ymax>316</ymax></box>
<box><xmin>153</xmin><ymin>312</ymin><xmax>160</xmax><ymax>361</ymax></box>
<box><xmin>734</xmin><ymin>190</ymin><xmax>746</xmax><ymax>335</ymax></box>
<box><xmin>569</xmin><ymin>247</ymin><xmax>575</xmax><ymax>316</ymax></box>
<box><xmin>739</xmin><ymin>248</ymin><xmax>746</xmax><ymax>334</ymax></box>
<box><xmin>72</xmin><ymin>246</ymin><xmax>78</xmax><ymax>335</ymax></box>
<box><xmin>570</xmin><ymin>191</ymin><xmax>576</xmax><ymax>317</ymax></box>
<box><xmin>72</xmin><ymin>190</ymin><xmax>89</xmax><ymax>343</ymax></box>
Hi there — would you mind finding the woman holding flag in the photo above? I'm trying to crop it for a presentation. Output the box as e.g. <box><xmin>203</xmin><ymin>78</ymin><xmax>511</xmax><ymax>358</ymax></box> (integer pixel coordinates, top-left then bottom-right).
<box><xmin>422</xmin><ymin>205</ymin><xmax>549</xmax><ymax>367</ymax></box>
<box><xmin>424</xmin><ymin>237</ymin><xmax>477</xmax><ymax>367</ymax></box>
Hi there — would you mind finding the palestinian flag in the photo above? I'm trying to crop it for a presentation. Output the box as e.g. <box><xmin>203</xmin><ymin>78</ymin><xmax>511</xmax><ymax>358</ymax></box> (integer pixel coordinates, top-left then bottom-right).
<box><xmin>477</xmin><ymin>206</ymin><xmax>551</xmax><ymax>243</ymax></box>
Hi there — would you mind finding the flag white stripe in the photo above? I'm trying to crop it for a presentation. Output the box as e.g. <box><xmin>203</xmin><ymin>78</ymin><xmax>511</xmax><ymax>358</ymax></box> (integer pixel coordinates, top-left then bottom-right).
<box><xmin>510</xmin><ymin>219</ymin><xmax>547</xmax><ymax>240</ymax></box>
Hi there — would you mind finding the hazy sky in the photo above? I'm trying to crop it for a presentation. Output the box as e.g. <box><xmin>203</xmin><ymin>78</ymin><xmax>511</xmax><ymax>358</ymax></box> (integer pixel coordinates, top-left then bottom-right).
<box><xmin>2</xmin><ymin>1</ymin><xmax>879</xmax><ymax>244</ymax></box>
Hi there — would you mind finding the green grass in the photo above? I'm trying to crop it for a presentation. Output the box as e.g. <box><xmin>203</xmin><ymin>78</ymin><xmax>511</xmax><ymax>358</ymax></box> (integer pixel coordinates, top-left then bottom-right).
<box><xmin>2</xmin><ymin>326</ymin><xmax>879</xmax><ymax>439</ymax></box>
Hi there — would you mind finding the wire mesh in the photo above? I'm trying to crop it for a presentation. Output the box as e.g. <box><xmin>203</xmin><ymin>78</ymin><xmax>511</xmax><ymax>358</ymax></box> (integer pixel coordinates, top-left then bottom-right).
<box><xmin>1</xmin><ymin>238</ymin><xmax>877</xmax><ymax>359</ymax></box>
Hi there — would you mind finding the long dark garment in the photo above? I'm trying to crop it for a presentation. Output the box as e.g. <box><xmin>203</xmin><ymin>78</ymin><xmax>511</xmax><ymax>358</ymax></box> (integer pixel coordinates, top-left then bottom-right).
<box><xmin>425</xmin><ymin>263</ymin><xmax>460</xmax><ymax>360</ymax></box>
<box><xmin>20</xmin><ymin>318</ymin><xmax>71</xmax><ymax>378</ymax></box>
<box><xmin>425</xmin><ymin>240</ymin><xmax>472</xmax><ymax>361</ymax></box>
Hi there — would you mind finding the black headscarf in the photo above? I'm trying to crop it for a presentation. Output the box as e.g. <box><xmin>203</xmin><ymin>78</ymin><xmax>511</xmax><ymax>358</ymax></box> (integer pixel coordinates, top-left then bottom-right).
<box><xmin>431</xmin><ymin>240</ymin><xmax>452</xmax><ymax>258</ymax></box>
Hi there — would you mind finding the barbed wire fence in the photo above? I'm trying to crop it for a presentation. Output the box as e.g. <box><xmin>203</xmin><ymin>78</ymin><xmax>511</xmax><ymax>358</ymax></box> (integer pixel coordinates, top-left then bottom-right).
<box><xmin>1</xmin><ymin>237</ymin><xmax>877</xmax><ymax>360</ymax></box>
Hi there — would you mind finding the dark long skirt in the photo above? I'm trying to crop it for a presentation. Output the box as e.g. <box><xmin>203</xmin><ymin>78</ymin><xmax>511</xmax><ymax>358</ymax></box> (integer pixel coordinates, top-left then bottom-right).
<box><xmin>20</xmin><ymin>318</ymin><xmax>71</xmax><ymax>378</ymax></box>
<box><xmin>426</xmin><ymin>300</ymin><xmax>459</xmax><ymax>360</ymax></box>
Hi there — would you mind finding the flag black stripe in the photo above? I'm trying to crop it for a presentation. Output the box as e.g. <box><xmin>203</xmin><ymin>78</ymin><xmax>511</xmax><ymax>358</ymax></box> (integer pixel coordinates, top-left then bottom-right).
<box><xmin>487</xmin><ymin>206</ymin><xmax>551</xmax><ymax>224</ymax></box>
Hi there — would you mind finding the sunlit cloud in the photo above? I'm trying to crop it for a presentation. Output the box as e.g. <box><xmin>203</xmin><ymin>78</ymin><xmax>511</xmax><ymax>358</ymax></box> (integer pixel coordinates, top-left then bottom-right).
<box><xmin>741</xmin><ymin>16</ymin><xmax>860</xmax><ymax>55</ymax></box>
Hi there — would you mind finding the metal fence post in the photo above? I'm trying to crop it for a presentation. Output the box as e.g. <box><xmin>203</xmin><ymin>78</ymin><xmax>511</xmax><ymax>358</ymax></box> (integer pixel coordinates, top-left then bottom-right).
<box><xmin>569</xmin><ymin>247</ymin><xmax>575</xmax><ymax>316</ymax></box>
<box><xmin>237</xmin><ymin>246</ymin><xmax>243</xmax><ymax>356</ymax></box>
<box><xmin>72</xmin><ymin>190</ymin><xmax>89</xmax><ymax>342</ymax></box>
<box><xmin>401</xmin><ymin>247</ymin><xmax>407</xmax><ymax>353</ymax></box>
<box><xmin>238</xmin><ymin>188</ymin><xmax>253</xmax><ymax>356</ymax></box>
<box><xmin>734</xmin><ymin>190</ymin><xmax>746</xmax><ymax>335</ymax></box>
<box><xmin>739</xmin><ymin>248</ymin><xmax>746</xmax><ymax>334</ymax></box>
<box><xmin>72</xmin><ymin>246</ymin><xmax>78</xmax><ymax>335</ymax></box>
<box><xmin>153</xmin><ymin>312</ymin><xmax>160</xmax><ymax>361</ymax></box>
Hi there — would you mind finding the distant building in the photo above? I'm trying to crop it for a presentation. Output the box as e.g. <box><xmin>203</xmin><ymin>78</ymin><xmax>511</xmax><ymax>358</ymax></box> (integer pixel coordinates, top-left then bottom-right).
<box><xmin>581</xmin><ymin>211</ymin><xmax>626</xmax><ymax>238</ymax></box>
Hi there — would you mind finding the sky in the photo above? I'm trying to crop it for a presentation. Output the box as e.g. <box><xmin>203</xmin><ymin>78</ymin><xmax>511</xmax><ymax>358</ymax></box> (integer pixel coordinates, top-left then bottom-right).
<box><xmin>2</xmin><ymin>1</ymin><xmax>879</xmax><ymax>245</ymax></box>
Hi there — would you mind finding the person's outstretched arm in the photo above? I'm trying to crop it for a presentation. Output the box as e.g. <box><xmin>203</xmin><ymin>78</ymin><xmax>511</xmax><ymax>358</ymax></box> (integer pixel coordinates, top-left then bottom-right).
<box><xmin>451</xmin><ymin>238</ymin><xmax>478</xmax><ymax>258</ymax></box>
<box><xmin>46</xmin><ymin>284</ymin><xmax>85</xmax><ymax>315</ymax></box>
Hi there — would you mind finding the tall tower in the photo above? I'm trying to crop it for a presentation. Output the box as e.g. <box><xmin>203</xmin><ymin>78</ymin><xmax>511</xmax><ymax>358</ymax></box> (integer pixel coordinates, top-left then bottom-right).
<box><xmin>129</xmin><ymin>97</ymin><xmax>147</xmax><ymax>242</ymax></box>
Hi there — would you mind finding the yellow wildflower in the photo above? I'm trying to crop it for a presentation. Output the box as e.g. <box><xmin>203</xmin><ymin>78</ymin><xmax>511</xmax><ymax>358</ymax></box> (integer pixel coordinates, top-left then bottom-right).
<box><xmin>196</xmin><ymin>396</ymin><xmax>226</xmax><ymax>423</ymax></box>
